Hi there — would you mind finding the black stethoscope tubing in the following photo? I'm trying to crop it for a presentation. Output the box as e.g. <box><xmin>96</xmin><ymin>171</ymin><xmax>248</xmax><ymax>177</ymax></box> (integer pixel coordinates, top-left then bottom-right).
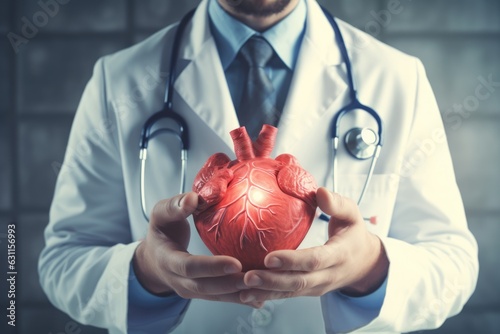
<box><xmin>320</xmin><ymin>7</ymin><xmax>384</xmax><ymax>146</ymax></box>
<box><xmin>138</xmin><ymin>5</ymin><xmax>383</xmax><ymax>222</ymax></box>
<box><xmin>139</xmin><ymin>9</ymin><xmax>195</xmax><ymax>152</ymax></box>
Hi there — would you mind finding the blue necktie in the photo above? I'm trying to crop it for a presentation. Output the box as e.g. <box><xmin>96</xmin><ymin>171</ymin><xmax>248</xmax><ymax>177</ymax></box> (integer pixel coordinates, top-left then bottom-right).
<box><xmin>237</xmin><ymin>36</ymin><xmax>278</xmax><ymax>139</ymax></box>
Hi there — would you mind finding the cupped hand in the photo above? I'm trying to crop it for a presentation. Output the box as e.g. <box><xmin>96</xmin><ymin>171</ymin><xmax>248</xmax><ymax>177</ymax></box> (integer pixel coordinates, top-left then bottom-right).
<box><xmin>239</xmin><ymin>187</ymin><xmax>389</xmax><ymax>303</ymax></box>
<box><xmin>133</xmin><ymin>192</ymin><xmax>262</xmax><ymax>308</ymax></box>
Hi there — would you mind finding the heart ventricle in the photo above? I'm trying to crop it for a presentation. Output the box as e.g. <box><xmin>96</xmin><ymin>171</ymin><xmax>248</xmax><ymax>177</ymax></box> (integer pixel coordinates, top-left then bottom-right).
<box><xmin>192</xmin><ymin>125</ymin><xmax>318</xmax><ymax>271</ymax></box>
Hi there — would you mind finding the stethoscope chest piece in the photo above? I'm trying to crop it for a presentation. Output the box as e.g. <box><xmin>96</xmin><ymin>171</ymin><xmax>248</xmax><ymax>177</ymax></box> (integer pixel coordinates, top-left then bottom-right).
<box><xmin>344</xmin><ymin>127</ymin><xmax>379</xmax><ymax>160</ymax></box>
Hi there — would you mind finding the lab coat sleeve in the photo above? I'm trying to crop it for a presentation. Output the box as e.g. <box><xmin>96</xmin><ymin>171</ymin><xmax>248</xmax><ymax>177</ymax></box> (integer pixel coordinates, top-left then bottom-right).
<box><xmin>38</xmin><ymin>58</ymin><xmax>188</xmax><ymax>333</ymax></box>
<box><xmin>128</xmin><ymin>262</ymin><xmax>191</xmax><ymax>333</ymax></box>
<box><xmin>321</xmin><ymin>59</ymin><xmax>479</xmax><ymax>333</ymax></box>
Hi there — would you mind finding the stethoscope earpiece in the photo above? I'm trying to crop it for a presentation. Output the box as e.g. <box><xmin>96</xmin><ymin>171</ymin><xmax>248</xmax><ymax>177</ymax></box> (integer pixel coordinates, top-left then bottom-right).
<box><xmin>344</xmin><ymin>127</ymin><xmax>378</xmax><ymax>160</ymax></box>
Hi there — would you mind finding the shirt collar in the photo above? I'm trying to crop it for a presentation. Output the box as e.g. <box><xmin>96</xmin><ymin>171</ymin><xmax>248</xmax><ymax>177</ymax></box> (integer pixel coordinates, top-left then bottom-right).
<box><xmin>208</xmin><ymin>0</ymin><xmax>307</xmax><ymax>70</ymax></box>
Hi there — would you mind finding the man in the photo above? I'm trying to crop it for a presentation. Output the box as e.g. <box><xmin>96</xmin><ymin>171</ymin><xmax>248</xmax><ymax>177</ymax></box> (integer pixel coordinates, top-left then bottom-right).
<box><xmin>39</xmin><ymin>0</ymin><xmax>478</xmax><ymax>333</ymax></box>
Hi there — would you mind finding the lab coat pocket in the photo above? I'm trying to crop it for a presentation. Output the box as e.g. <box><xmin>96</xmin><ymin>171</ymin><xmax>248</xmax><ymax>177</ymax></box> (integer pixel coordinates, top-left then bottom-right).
<box><xmin>336</xmin><ymin>173</ymin><xmax>400</xmax><ymax>237</ymax></box>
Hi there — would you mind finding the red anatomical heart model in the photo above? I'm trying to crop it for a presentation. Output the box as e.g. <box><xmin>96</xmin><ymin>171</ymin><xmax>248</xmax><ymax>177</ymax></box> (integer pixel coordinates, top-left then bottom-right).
<box><xmin>193</xmin><ymin>125</ymin><xmax>318</xmax><ymax>271</ymax></box>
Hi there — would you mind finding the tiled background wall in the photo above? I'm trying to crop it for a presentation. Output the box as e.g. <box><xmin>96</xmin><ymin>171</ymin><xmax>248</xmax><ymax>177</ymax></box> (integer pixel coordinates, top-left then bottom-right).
<box><xmin>0</xmin><ymin>0</ymin><xmax>499</xmax><ymax>333</ymax></box>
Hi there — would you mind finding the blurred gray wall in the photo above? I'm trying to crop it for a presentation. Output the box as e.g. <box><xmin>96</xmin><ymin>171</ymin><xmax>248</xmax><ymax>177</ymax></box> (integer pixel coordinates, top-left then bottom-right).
<box><xmin>0</xmin><ymin>0</ymin><xmax>499</xmax><ymax>333</ymax></box>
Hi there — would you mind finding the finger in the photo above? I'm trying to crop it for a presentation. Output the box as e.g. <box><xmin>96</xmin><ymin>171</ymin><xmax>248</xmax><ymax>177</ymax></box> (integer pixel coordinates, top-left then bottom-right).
<box><xmin>240</xmin><ymin>270</ymin><xmax>335</xmax><ymax>303</ymax></box>
<box><xmin>244</xmin><ymin>270</ymin><xmax>317</xmax><ymax>291</ymax></box>
<box><xmin>240</xmin><ymin>289</ymin><xmax>299</xmax><ymax>303</ymax></box>
<box><xmin>174</xmin><ymin>273</ymin><xmax>247</xmax><ymax>296</ymax></box>
<box><xmin>316</xmin><ymin>187</ymin><xmax>362</xmax><ymax>223</ymax></box>
<box><xmin>165</xmin><ymin>251</ymin><xmax>243</xmax><ymax>279</ymax></box>
<box><xmin>240</xmin><ymin>286</ymin><xmax>330</xmax><ymax>303</ymax></box>
<box><xmin>263</xmin><ymin>244</ymin><xmax>341</xmax><ymax>272</ymax></box>
<box><xmin>197</xmin><ymin>291</ymin><xmax>262</xmax><ymax>307</ymax></box>
<box><xmin>149</xmin><ymin>192</ymin><xmax>198</xmax><ymax>249</ymax></box>
<box><xmin>151</xmin><ymin>192</ymin><xmax>199</xmax><ymax>227</ymax></box>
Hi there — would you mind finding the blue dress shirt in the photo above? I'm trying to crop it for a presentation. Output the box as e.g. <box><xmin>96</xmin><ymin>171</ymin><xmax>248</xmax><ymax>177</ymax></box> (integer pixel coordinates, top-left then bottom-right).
<box><xmin>208</xmin><ymin>0</ymin><xmax>307</xmax><ymax>114</ymax></box>
<box><xmin>127</xmin><ymin>0</ymin><xmax>387</xmax><ymax>331</ymax></box>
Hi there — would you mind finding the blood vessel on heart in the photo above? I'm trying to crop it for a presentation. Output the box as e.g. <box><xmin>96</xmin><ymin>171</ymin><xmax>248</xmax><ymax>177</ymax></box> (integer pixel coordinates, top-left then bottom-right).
<box><xmin>193</xmin><ymin>125</ymin><xmax>318</xmax><ymax>271</ymax></box>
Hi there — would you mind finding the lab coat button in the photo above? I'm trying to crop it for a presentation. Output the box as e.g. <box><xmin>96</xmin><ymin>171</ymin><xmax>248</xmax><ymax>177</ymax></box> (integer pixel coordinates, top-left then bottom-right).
<box><xmin>252</xmin><ymin>307</ymin><xmax>273</xmax><ymax>328</ymax></box>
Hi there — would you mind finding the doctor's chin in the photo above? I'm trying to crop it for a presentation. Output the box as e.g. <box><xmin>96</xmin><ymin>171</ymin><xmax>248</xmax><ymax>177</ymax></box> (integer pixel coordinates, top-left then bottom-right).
<box><xmin>6</xmin><ymin>0</ymin><xmax>499</xmax><ymax>334</ymax></box>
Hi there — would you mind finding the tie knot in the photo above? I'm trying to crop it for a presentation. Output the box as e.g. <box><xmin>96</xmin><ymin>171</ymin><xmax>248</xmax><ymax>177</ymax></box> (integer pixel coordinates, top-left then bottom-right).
<box><xmin>240</xmin><ymin>36</ymin><xmax>274</xmax><ymax>68</ymax></box>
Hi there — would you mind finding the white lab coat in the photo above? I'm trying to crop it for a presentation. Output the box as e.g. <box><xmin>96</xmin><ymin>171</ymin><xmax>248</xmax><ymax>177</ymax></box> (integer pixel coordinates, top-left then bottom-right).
<box><xmin>39</xmin><ymin>0</ymin><xmax>478</xmax><ymax>333</ymax></box>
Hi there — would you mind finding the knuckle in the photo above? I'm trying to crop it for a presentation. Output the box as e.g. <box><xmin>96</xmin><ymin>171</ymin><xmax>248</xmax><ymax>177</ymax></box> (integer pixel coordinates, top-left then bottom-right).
<box><xmin>335</xmin><ymin>245</ymin><xmax>347</xmax><ymax>265</ymax></box>
<box><xmin>323</xmin><ymin>244</ymin><xmax>339</xmax><ymax>267</ymax></box>
<box><xmin>331</xmin><ymin>192</ymin><xmax>343</xmax><ymax>206</ymax></box>
<box><xmin>150</xmin><ymin>199</ymin><xmax>169</xmax><ymax>222</ymax></box>
<box><xmin>151</xmin><ymin>194</ymin><xmax>185</xmax><ymax>223</ymax></box>
<box><xmin>265</xmin><ymin>277</ymin><xmax>280</xmax><ymax>290</ymax></box>
<box><xmin>293</xmin><ymin>276</ymin><xmax>308</xmax><ymax>291</ymax></box>
<box><xmin>334</xmin><ymin>193</ymin><xmax>355</xmax><ymax>212</ymax></box>
<box><xmin>337</xmin><ymin>195</ymin><xmax>349</xmax><ymax>211</ymax></box>
<box><xmin>305</xmin><ymin>250</ymin><xmax>322</xmax><ymax>271</ymax></box>
<box><xmin>187</xmin><ymin>280</ymin><xmax>205</xmax><ymax>295</ymax></box>
<box><xmin>166</xmin><ymin>196</ymin><xmax>182</xmax><ymax>218</ymax></box>
<box><xmin>177</xmin><ymin>259</ymin><xmax>191</xmax><ymax>277</ymax></box>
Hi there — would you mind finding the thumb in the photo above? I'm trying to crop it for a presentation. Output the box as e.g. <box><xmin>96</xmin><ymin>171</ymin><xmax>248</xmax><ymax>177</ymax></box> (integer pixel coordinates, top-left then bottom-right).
<box><xmin>316</xmin><ymin>187</ymin><xmax>363</xmax><ymax>232</ymax></box>
<box><xmin>149</xmin><ymin>192</ymin><xmax>198</xmax><ymax>249</ymax></box>
<box><xmin>150</xmin><ymin>191</ymin><xmax>198</xmax><ymax>226</ymax></box>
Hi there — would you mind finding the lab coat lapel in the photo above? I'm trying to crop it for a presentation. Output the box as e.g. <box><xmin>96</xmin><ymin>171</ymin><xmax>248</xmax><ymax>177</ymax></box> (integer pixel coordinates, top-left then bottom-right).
<box><xmin>173</xmin><ymin>0</ymin><xmax>350</xmax><ymax>154</ymax></box>
<box><xmin>274</xmin><ymin>0</ymin><xmax>348</xmax><ymax>154</ymax></box>
<box><xmin>174</xmin><ymin>0</ymin><xmax>239</xmax><ymax>151</ymax></box>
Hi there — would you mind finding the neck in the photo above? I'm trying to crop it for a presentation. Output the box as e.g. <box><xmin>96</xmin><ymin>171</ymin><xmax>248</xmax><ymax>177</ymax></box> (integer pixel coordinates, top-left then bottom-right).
<box><xmin>217</xmin><ymin>0</ymin><xmax>300</xmax><ymax>32</ymax></box>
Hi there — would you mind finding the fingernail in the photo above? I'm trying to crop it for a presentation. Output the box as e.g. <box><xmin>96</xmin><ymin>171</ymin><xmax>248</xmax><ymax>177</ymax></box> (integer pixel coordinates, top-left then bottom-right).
<box><xmin>266</xmin><ymin>257</ymin><xmax>283</xmax><ymax>269</ymax></box>
<box><xmin>247</xmin><ymin>275</ymin><xmax>263</xmax><ymax>287</ymax></box>
<box><xmin>251</xmin><ymin>301</ymin><xmax>264</xmax><ymax>309</ymax></box>
<box><xmin>242</xmin><ymin>294</ymin><xmax>255</xmax><ymax>303</ymax></box>
<box><xmin>224</xmin><ymin>265</ymin><xmax>240</xmax><ymax>274</ymax></box>
<box><xmin>177</xmin><ymin>194</ymin><xmax>185</xmax><ymax>207</ymax></box>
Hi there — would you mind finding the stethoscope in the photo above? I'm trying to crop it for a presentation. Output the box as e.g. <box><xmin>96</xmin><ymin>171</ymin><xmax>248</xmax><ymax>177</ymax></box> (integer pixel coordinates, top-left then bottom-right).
<box><xmin>139</xmin><ymin>6</ymin><xmax>383</xmax><ymax>223</ymax></box>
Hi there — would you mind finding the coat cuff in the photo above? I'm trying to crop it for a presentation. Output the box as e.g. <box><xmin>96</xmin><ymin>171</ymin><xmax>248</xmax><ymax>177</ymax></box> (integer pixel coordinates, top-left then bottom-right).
<box><xmin>336</xmin><ymin>276</ymin><xmax>388</xmax><ymax>310</ymax></box>
<box><xmin>321</xmin><ymin>277</ymin><xmax>387</xmax><ymax>333</ymax></box>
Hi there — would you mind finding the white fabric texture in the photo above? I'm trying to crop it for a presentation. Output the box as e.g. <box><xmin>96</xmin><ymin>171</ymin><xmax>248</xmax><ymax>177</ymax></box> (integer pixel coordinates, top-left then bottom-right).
<box><xmin>39</xmin><ymin>0</ymin><xmax>478</xmax><ymax>333</ymax></box>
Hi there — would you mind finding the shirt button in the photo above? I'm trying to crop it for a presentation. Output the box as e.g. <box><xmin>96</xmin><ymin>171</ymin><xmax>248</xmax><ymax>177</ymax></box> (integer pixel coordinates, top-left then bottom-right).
<box><xmin>252</xmin><ymin>306</ymin><xmax>273</xmax><ymax>328</ymax></box>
